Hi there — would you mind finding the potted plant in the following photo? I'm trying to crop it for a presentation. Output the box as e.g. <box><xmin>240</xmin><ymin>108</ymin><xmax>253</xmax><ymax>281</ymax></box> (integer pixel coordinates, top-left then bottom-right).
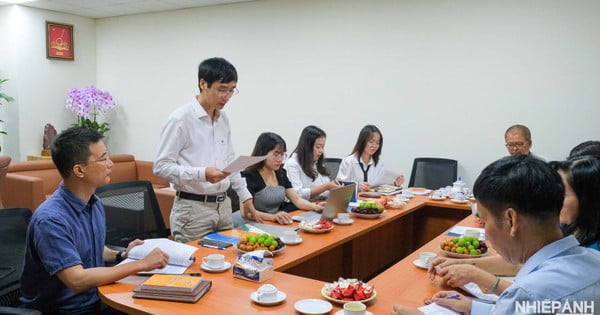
<box><xmin>0</xmin><ymin>78</ymin><xmax>15</xmax><ymax>153</ymax></box>
<box><xmin>65</xmin><ymin>85</ymin><xmax>116</xmax><ymax>134</ymax></box>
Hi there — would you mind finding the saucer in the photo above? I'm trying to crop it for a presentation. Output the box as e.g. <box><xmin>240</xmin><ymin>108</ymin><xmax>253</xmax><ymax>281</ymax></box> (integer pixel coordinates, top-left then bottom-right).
<box><xmin>282</xmin><ymin>237</ymin><xmax>303</xmax><ymax>245</ymax></box>
<box><xmin>201</xmin><ymin>261</ymin><xmax>231</xmax><ymax>272</ymax></box>
<box><xmin>413</xmin><ymin>259</ymin><xmax>429</xmax><ymax>270</ymax></box>
<box><xmin>250</xmin><ymin>290</ymin><xmax>286</xmax><ymax>306</ymax></box>
<box><xmin>335</xmin><ymin>311</ymin><xmax>373</xmax><ymax>315</ymax></box>
<box><xmin>295</xmin><ymin>299</ymin><xmax>332</xmax><ymax>314</ymax></box>
<box><xmin>451</xmin><ymin>199</ymin><xmax>469</xmax><ymax>204</ymax></box>
<box><xmin>332</xmin><ymin>218</ymin><xmax>354</xmax><ymax>225</ymax></box>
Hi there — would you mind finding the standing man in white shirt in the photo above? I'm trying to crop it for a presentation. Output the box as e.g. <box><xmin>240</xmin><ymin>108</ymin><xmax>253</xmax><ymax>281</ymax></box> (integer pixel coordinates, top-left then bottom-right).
<box><xmin>154</xmin><ymin>57</ymin><xmax>261</xmax><ymax>243</ymax></box>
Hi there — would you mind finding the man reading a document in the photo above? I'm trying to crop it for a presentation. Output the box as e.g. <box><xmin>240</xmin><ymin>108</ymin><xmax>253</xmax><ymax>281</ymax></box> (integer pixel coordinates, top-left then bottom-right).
<box><xmin>20</xmin><ymin>127</ymin><xmax>170</xmax><ymax>314</ymax></box>
<box><xmin>154</xmin><ymin>57</ymin><xmax>262</xmax><ymax>243</ymax></box>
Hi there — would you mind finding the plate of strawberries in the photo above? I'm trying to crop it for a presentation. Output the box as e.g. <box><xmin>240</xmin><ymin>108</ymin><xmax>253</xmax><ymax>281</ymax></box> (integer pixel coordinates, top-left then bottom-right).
<box><xmin>298</xmin><ymin>220</ymin><xmax>334</xmax><ymax>233</ymax></box>
<box><xmin>321</xmin><ymin>278</ymin><xmax>376</xmax><ymax>304</ymax></box>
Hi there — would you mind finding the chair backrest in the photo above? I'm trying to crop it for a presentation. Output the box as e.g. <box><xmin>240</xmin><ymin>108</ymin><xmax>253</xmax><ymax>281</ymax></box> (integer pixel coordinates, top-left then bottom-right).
<box><xmin>0</xmin><ymin>208</ymin><xmax>32</xmax><ymax>307</ymax></box>
<box><xmin>0</xmin><ymin>156</ymin><xmax>12</xmax><ymax>208</ymax></box>
<box><xmin>95</xmin><ymin>181</ymin><xmax>170</xmax><ymax>248</ymax></box>
<box><xmin>324</xmin><ymin>158</ymin><xmax>342</xmax><ymax>179</ymax></box>
<box><xmin>408</xmin><ymin>158</ymin><xmax>458</xmax><ymax>190</ymax></box>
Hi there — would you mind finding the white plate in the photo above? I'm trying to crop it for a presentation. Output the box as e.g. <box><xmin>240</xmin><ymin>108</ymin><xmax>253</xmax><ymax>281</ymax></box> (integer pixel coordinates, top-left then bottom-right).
<box><xmin>233</xmin><ymin>243</ymin><xmax>287</xmax><ymax>256</ymax></box>
<box><xmin>350</xmin><ymin>210</ymin><xmax>386</xmax><ymax>219</ymax></box>
<box><xmin>249</xmin><ymin>290</ymin><xmax>287</xmax><ymax>306</ymax></box>
<box><xmin>335</xmin><ymin>310</ymin><xmax>373</xmax><ymax>315</ymax></box>
<box><xmin>409</xmin><ymin>188</ymin><xmax>431</xmax><ymax>195</ymax></box>
<box><xmin>282</xmin><ymin>237</ymin><xmax>303</xmax><ymax>245</ymax></box>
<box><xmin>294</xmin><ymin>299</ymin><xmax>333</xmax><ymax>314</ymax></box>
<box><xmin>429</xmin><ymin>196</ymin><xmax>446</xmax><ymax>201</ymax></box>
<box><xmin>201</xmin><ymin>261</ymin><xmax>231</xmax><ymax>272</ymax></box>
<box><xmin>332</xmin><ymin>218</ymin><xmax>354</xmax><ymax>225</ymax></box>
<box><xmin>413</xmin><ymin>259</ymin><xmax>429</xmax><ymax>270</ymax></box>
<box><xmin>298</xmin><ymin>222</ymin><xmax>334</xmax><ymax>233</ymax></box>
<box><xmin>450</xmin><ymin>199</ymin><xmax>469</xmax><ymax>204</ymax></box>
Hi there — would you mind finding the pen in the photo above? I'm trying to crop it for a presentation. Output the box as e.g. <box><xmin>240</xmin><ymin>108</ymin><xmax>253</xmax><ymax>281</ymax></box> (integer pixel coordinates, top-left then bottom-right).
<box><xmin>445</xmin><ymin>294</ymin><xmax>460</xmax><ymax>299</ymax></box>
<box><xmin>201</xmin><ymin>244</ymin><xmax>224</xmax><ymax>250</ymax></box>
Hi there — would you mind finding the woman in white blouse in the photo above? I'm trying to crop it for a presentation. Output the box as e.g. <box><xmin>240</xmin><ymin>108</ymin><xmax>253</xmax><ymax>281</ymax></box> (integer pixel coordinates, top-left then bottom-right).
<box><xmin>284</xmin><ymin>125</ymin><xmax>339</xmax><ymax>201</ymax></box>
<box><xmin>337</xmin><ymin>125</ymin><xmax>404</xmax><ymax>192</ymax></box>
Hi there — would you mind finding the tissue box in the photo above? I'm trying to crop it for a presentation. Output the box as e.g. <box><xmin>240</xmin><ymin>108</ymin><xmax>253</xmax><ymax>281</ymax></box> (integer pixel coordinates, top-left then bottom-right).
<box><xmin>232</xmin><ymin>250</ymin><xmax>274</xmax><ymax>282</ymax></box>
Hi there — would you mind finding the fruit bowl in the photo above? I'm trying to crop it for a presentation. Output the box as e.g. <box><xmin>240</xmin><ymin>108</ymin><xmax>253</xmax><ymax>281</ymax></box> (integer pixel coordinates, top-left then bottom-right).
<box><xmin>234</xmin><ymin>242</ymin><xmax>286</xmax><ymax>256</ymax></box>
<box><xmin>351</xmin><ymin>209</ymin><xmax>385</xmax><ymax>219</ymax></box>
<box><xmin>234</xmin><ymin>233</ymin><xmax>286</xmax><ymax>255</ymax></box>
<box><xmin>438</xmin><ymin>236</ymin><xmax>489</xmax><ymax>258</ymax></box>
<box><xmin>321</xmin><ymin>278</ymin><xmax>376</xmax><ymax>304</ymax></box>
<box><xmin>298</xmin><ymin>220</ymin><xmax>334</xmax><ymax>233</ymax></box>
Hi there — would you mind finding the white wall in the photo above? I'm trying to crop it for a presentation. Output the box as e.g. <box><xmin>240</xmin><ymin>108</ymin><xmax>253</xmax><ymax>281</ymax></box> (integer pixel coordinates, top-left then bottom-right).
<box><xmin>6</xmin><ymin>0</ymin><xmax>600</xmax><ymax>187</ymax></box>
<box><xmin>0</xmin><ymin>5</ymin><xmax>96</xmax><ymax>160</ymax></box>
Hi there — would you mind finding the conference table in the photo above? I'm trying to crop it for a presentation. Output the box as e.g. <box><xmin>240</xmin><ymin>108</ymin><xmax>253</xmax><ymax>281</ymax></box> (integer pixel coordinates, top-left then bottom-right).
<box><xmin>99</xmin><ymin>194</ymin><xmax>486</xmax><ymax>314</ymax></box>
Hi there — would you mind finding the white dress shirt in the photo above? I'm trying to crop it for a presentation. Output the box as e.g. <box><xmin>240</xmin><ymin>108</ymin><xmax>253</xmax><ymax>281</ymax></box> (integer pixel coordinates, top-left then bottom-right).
<box><xmin>337</xmin><ymin>154</ymin><xmax>386</xmax><ymax>185</ymax></box>
<box><xmin>153</xmin><ymin>97</ymin><xmax>251</xmax><ymax>202</ymax></box>
<box><xmin>283</xmin><ymin>153</ymin><xmax>331</xmax><ymax>200</ymax></box>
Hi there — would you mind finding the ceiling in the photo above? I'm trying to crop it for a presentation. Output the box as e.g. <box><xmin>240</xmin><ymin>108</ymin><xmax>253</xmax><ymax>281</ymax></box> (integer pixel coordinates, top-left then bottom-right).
<box><xmin>0</xmin><ymin>0</ymin><xmax>256</xmax><ymax>18</ymax></box>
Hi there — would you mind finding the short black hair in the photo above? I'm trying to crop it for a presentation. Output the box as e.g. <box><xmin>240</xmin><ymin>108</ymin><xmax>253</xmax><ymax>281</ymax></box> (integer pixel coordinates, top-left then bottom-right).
<box><xmin>473</xmin><ymin>155</ymin><xmax>564</xmax><ymax>222</ymax></box>
<box><xmin>197</xmin><ymin>57</ymin><xmax>237</xmax><ymax>92</ymax></box>
<box><xmin>568</xmin><ymin>140</ymin><xmax>600</xmax><ymax>160</ymax></box>
<box><xmin>52</xmin><ymin>126</ymin><xmax>104</xmax><ymax>179</ymax></box>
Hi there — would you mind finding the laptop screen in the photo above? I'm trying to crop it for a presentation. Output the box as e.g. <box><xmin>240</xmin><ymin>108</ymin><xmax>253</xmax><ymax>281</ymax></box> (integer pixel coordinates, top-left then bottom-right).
<box><xmin>321</xmin><ymin>183</ymin><xmax>357</xmax><ymax>221</ymax></box>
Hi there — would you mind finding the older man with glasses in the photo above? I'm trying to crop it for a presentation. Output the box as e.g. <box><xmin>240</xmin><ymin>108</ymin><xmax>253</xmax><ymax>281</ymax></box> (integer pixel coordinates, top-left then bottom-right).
<box><xmin>504</xmin><ymin>124</ymin><xmax>546</xmax><ymax>161</ymax></box>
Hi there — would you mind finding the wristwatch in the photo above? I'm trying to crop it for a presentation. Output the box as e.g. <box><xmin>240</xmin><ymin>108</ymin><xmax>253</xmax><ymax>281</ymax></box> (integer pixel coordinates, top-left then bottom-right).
<box><xmin>116</xmin><ymin>251</ymin><xmax>124</xmax><ymax>263</ymax></box>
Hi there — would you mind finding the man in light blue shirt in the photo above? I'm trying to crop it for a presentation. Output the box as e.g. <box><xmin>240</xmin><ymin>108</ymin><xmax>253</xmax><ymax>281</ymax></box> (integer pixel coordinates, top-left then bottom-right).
<box><xmin>392</xmin><ymin>155</ymin><xmax>600</xmax><ymax>315</ymax></box>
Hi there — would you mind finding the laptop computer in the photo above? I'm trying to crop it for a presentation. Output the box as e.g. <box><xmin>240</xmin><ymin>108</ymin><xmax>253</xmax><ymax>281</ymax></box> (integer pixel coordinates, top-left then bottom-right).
<box><xmin>292</xmin><ymin>183</ymin><xmax>357</xmax><ymax>222</ymax></box>
<box><xmin>320</xmin><ymin>183</ymin><xmax>356</xmax><ymax>221</ymax></box>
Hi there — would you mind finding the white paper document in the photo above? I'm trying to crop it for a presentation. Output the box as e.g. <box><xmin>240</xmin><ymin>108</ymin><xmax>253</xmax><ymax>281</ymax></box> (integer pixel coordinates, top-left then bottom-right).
<box><xmin>222</xmin><ymin>155</ymin><xmax>267</xmax><ymax>173</ymax></box>
<box><xmin>371</xmin><ymin>168</ymin><xmax>401</xmax><ymax>186</ymax></box>
<box><xmin>118</xmin><ymin>238</ymin><xmax>198</xmax><ymax>274</ymax></box>
<box><xmin>418</xmin><ymin>303</ymin><xmax>461</xmax><ymax>315</ymax></box>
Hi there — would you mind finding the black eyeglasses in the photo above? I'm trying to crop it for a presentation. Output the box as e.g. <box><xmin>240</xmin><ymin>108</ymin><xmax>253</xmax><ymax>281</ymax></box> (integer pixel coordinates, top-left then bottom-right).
<box><xmin>76</xmin><ymin>152</ymin><xmax>111</xmax><ymax>166</ymax></box>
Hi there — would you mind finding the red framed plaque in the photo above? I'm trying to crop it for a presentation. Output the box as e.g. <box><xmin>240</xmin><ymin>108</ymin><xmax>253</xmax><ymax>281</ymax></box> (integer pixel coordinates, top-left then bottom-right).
<box><xmin>46</xmin><ymin>21</ymin><xmax>74</xmax><ymax>60</ymax></box>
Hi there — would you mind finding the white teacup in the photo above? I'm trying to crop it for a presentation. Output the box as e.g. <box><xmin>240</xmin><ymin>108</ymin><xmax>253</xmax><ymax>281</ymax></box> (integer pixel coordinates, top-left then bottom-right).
<box><xmin>282</xmin><ymin>230</ymin><xmax>299</xmax><ymax>242</ymax></box>
<box><xmin>256</xmin><ymin>284</ymin><xmax>278</xmax><ymax>302</ymax></box>
<box><xmin>343</xmin><ymin>301</ymin><xmax>366</xmax><ymax>315</ymax></box>
<box><xmin>454</xmin><ymin>192</ymin><xmax>466</xmax><ymax>201</ymax></box>
<box><xmin>337</xmin><ymin>212</ymin><xmax>351</xmax><ymax>223</ymax></box>
<box><xmin>202</xmin><ymin>253</ymin><xmax>225</xmax><ymax>269</ymax></box>
<box><xmin>419</xmin><ymin>252</ymin><xmax>436</xmax><ymax>267</ymax></box>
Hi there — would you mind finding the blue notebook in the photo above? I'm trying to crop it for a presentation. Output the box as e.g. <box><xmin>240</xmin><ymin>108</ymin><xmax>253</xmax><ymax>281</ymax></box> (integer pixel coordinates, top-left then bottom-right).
<box><xmin>203</xmin><ymin>232</ymin><xmax>241</xmax><ymax>245</ymax></box>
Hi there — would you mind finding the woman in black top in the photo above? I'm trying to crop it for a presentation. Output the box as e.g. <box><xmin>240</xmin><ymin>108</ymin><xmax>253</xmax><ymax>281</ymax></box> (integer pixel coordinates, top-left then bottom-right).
<box><xmin>242</xmin><ymin>132</ymin><xmax>324</xmax><ymax>224</ymax></box>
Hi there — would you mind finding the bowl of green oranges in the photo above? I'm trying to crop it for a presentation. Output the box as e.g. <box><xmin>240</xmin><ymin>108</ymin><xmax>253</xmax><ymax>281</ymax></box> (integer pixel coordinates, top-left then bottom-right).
<box><xmin>235</xmin><ymin>233</ymin><xmax>286</xmax><ymax>256</ymax></box>
<box><xmin>439</xmin><ymin>235</ymin><xmax>489</xmax><ymax>258</ymax></box>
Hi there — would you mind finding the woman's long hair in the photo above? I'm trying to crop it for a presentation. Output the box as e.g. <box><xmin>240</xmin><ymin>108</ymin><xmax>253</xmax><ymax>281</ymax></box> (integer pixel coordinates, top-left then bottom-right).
<box><xmin>291</xmin><ymin>125</ymin><xmax>329</xmax><ymax>180</ymax></box>
<box><xmin>350</xmin><ymin>125</ymin><xmax>383</xmax><ymax>166</ymax></box>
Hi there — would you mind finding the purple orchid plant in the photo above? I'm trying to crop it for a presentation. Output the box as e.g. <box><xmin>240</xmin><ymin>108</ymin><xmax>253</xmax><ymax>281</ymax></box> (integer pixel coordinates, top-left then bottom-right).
<box><xmin>65</xmin><ymin>86</ymin><xmax>115</xmax><ymax>134</ymax></box>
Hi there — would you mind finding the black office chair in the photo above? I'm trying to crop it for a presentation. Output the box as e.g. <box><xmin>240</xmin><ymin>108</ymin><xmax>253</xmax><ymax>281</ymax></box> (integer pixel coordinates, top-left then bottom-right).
<box><xmin>95</xmin><ymin>181</ymin><xmax>170</xmax><ymax>249</ymax></box>
<box><xmin>0</xmin><ymin>207</ymin><xmax>42</xmax><ymax>314</ymax></box>
<box><xmin>324</xmin><ymin>158</ymin><xmax>342</xmax><ymax>179</ymax></box>
<box><xmin>408</xmin><ymin>157</ymin><xmax>458</xmax><ymax>190</ymax></box>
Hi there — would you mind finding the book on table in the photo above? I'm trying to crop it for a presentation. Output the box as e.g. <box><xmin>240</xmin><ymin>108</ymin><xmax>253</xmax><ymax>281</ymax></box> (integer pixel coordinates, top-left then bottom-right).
<box><xmin>117</xmin><ymin>238</ymin><xmax>198</xmax><ymax>274</ymax></box>
<box><xmin>133</xmin><ymin>274</ymin><xmax>212</xmax><ymax>303</ymax></box>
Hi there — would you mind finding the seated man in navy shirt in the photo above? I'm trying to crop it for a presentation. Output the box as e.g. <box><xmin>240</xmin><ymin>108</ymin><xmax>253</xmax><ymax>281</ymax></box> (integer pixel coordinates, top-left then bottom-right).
<box><xmin>391</xmin><ymin>155</ymin><xmax>600</xmax><ymax>315</ymax></box>
<box><xmin>20</xmin><ymin>127</ymin><xmax>170</xmax><ymax>314</ymax></box>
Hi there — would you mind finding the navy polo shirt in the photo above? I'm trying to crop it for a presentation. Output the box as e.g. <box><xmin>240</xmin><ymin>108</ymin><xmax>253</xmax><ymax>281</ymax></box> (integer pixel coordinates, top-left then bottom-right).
<box><xmin>20</xmin><ymin>183</ymin><xmax>106</xmax><ymax>313</ymax></box>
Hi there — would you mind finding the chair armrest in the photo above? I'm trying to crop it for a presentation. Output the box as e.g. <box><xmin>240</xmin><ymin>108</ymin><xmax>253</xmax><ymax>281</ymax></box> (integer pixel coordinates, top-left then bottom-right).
<box><xmin>155</xmin><ymin>189</ymin><xmax>175</xmax><ymax>229</ymax></box>
<box><xmin>3</xmin><ymin>174</ymin><xmax>47</xmax><ymax>211</ymax></box>
<box><xmin>135</xmin><ymin>160</ymin><xmax>169</xmax><ymax>187</ymax></box>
